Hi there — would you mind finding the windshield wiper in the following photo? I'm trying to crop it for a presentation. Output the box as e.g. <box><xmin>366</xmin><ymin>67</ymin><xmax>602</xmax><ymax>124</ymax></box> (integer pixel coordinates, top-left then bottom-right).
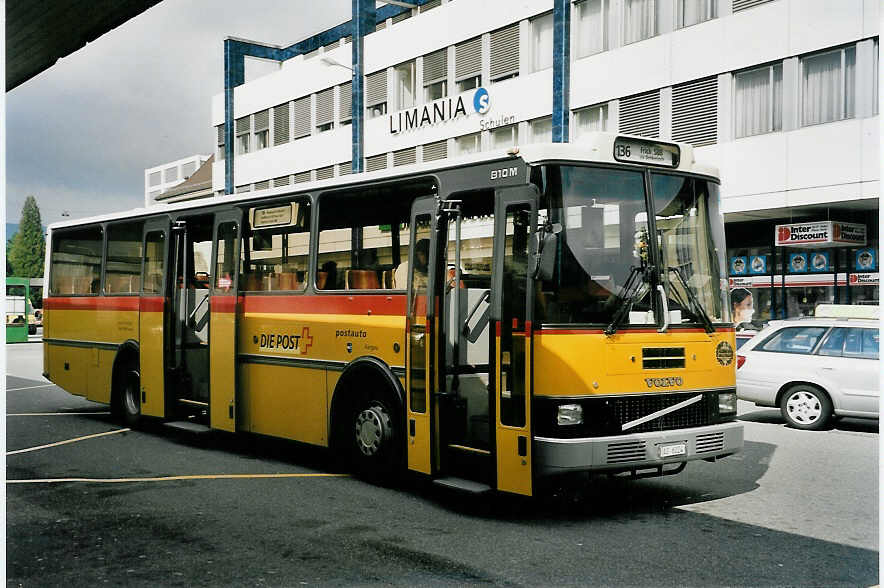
<box><xmin>605</xmin><ymin>266</ymin><xmax>647</xmax><ymax>335</ymax></box>
<box><xmin>667</xmin><ymin>267</ymin><xmax>715</xmax><ymax>334</ymax></box>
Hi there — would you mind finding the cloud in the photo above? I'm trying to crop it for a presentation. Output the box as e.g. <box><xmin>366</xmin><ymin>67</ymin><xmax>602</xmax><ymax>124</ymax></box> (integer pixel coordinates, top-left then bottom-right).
<box><xmin>7</xmin><ymin>0</ymin><xmax>350</xmax><ymax>224</ymax></box>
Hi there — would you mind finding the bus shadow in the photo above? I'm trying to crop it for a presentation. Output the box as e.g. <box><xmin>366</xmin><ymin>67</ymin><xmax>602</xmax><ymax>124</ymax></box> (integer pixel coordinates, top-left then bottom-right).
<box><xmin>739</xmin><ymin>409</ymin><xmax>878</xmax><ymax>434</ymax></box>
<box><xmin>426</xmin><ymin>440</ymin><xmax>776</xmax><ymax>521</ymax></box>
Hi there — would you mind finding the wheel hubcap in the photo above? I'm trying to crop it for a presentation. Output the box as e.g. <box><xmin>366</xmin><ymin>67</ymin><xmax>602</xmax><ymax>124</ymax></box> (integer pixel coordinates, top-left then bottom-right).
<box><xmin>786</xmin><ymin>391</ymin><xmax>821</xmax><ymax>425</ymax></box>
<box><xmin>355</xmin><ymin>405</ymin><xmax>388</xmax><ymax>456</ymax></box>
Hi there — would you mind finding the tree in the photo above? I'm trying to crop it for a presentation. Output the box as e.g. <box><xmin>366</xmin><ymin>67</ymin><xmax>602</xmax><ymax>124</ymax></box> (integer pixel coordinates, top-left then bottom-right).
<box><xmin>8</xmin><ymin>196</ymin><xmax>46</xmax><ymax>307</ymax></box>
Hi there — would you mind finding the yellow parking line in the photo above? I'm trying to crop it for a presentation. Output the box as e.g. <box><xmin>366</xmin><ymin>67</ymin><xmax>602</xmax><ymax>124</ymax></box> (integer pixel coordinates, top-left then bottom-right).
<box><xmin>7</xmin><ymin>412</ymin><xmax>111</xmax><ymax>416</ymax></box>
<box><xmin>7</xmin><ymin>473</ymin><xmax>350</xmax><ymax>484</ymax></box>
<box><xmin>6</xmin><ymin>428</ymin><xmax>130</xmax><ymax>456</ymax></box>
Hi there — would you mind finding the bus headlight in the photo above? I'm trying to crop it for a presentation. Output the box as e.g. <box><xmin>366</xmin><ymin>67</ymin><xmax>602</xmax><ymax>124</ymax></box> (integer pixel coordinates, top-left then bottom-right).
<box><xmin>557</xmin><ymin>404</ymin><xmax>583</xmax><ymax>426</ymax></box>
<box><xmin>718</xmin><ymin>392</ymin><xmax>737</xmax><ymax>415</ymax></box>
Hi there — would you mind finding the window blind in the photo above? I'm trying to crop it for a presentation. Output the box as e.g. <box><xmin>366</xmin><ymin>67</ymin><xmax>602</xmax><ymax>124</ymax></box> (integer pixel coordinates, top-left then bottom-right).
<box><xmin>316</xmin><ymin>166</ymin><xmax>335</xmax><ymax>180</ymax></box>
<box><xmin>732</xmin><ymin>0</ymin><xmax>772</xmax><ymax>12</ymax></box>
<box><xmin>393</xmin><ymin>147</ymin><xmax>417</xmax><ymax>167</ymax></box>
<box><xmin>423</xmin><ymin>140</ymin><xmax>448</xmax><ymax>162</ymax></box>
<box><xmin>672</xmin><ymin>77</ymin><xmax>717</xmax><ymax>146</ymax></box>
<box><xmin>294</xmin><ymin>97</ymin><xmax>311</xmax><ymax>138</ymax></box>
<box><xmin>295</xmin><ymin>171</ymin><xmax>312</xmax><ymax>183</ymax></box>
<box><xmin>254</xmin><ymin>109</ymin><xmax>269</xmax><ymax>132</ymax></box>
<box><xmin>316</xmin><ymin>88</ymin><xmax>334</xmax><ymax>126</ymax></box>
<box><xmin>455</xmin><ymin>37</ymin><xmax>482</xmax><ymax>80</ymax></box>
<box><xmin>235</xmin><ymin>116</ymin><xmax>250</xmax><ymax>135</ymax></box>
<box><xmin>273</xmin><ymin>103</ymin><xmax>290</xmax><ymax>145</ymax></box>
<box><xmin>366</xmin><ymin>153</ymin><xmax>388</xmax><ymax>172</ymax></box>
<box><xmin>490</xmin><ymin>24</ymin><xmax>520</xmax><ymax>80</ymax></box>
<box><xmin>339</xmin><ymin>82</ymin><xmax>352</xmax><ymax>120</ymax></box>
<box><xmin>619</xmin><ymin>90</ymin><xmax>660</xmax><ymax>137</ymax></box>
<box><xmin>366</xmin><ymin>70</ymin><xmax>387</xmax><ymax>106</ymax></box>
<box><xmin>423</xmin><ymin>48</ymin><xmax>447</xmax><ymax>84</ymax></box>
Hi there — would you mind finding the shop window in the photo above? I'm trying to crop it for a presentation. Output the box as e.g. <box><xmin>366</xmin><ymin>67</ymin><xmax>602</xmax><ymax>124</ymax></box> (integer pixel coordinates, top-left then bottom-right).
<box><xmin>105</xmin><ymin>221</ymin><xmax>144</xmax><ymax>294</ymax></box>
<box><xmin>49</xmin><ymin>226</ymin><xmax>104</xmax><ymax>296</ymax></box>
<box><xmin>623</xmin><ymin>0</ymin><xmax>663</xmax><ymax>45</ymax></box>
<box><xmin>573</xmin><ymin>104</ymin><xmax>608</xmax><ymax>140</ymax></box>
<box><xmin>241</xmin><ymin>200</ymin><xmax>311</xmax><ymax>292</ymax></box>
<box><xmin>574</xmin><ymin>0</ymin><xmax>609</xmax><ymax>58</ymax></box>
<box><xmin>735</xmin><ymin>63</ymin><xmax>783</xmax><ymax>138</ymax></box>
<box><xmin>316</xmin><ymin>189</ymin><xmax>412</xmax><ymax>291</ymax></box>
<box><xmin>801</xmin><ymin>46</ymin><xmax>856</xmax><ymax>127</ymax></box>
<box><xmin>532</xmin><ymin>12</ymin><xmax>554</xmax><ymax>73</ymax></box>
<box><xmin>676</xmin><ymin>0</ymin><xmax>716</xmax><ymax>29</ymax></box>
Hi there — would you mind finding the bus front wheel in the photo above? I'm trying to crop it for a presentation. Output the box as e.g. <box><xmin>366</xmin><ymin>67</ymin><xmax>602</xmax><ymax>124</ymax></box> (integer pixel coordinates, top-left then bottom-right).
<box><xmin>349</xmin><ymin>395</ymin><xmax>400</xmax><ymax>481</ymax></box>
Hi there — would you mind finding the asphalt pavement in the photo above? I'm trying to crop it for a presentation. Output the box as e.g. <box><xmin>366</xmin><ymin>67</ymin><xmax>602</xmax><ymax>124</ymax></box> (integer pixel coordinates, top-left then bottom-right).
<box><xmin>5</xmin><ymin>338</ymin><xmax>879</xmax><ymax>586</ymax></box>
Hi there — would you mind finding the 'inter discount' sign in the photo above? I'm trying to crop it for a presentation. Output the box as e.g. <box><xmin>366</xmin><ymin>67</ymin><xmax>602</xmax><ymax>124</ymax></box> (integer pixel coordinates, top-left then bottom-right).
<box><xmin>775</xmin><ymin>221</ymin><xmax>866</xmax><ymax>248</ymax></box>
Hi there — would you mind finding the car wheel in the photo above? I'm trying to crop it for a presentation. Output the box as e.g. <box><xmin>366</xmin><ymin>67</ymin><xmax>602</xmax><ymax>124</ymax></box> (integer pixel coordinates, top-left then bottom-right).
<box><xmin>780</xmin><ymin>384</ymin><xmax>832</xmax><ymax>430</ymax></box>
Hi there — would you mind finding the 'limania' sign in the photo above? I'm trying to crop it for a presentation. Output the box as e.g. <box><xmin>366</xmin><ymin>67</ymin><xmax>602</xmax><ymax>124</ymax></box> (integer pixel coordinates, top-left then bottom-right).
<box><xmin>775</xmin><ymin>221</ymin><xmax>866</xmax><ymax>248</ymax></box>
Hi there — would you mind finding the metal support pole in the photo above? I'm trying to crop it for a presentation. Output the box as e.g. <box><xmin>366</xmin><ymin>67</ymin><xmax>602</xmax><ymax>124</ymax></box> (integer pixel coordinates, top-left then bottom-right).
<box><xmin>551</xmin><ymin>0</ymin><xmax>571</xmax><ymax>143</ymax></box>
<box><xmin>352</xmin><ymin>0</ymin><xmax>375</xmax><ymax>173</ymax></box>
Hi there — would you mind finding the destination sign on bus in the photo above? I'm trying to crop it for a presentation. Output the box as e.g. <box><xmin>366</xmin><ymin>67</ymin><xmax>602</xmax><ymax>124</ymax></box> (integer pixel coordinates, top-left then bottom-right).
<box><xmin>253</xmin><ymin>203</ymin><xmax>296</xmax><ymax>229</ymax></box>
<box><xmin>613</xmin><ymin>137</ymin><xmax>679</xmax><ymax>168</ymax></box>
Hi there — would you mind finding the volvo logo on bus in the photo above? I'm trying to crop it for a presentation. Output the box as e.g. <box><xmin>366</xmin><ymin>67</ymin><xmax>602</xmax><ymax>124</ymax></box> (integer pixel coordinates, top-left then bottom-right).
<box><xmin>645</xmin><ymin>376</ymin><xmax>683</xmax><ymax>388</ymax></box>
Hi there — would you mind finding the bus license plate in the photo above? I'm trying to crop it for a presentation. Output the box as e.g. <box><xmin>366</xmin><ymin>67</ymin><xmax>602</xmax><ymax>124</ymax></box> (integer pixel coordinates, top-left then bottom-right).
<box><xmin>659</xmin><ymin>443</ymin><xmax>686</xmax><ymax>458</ymax></box>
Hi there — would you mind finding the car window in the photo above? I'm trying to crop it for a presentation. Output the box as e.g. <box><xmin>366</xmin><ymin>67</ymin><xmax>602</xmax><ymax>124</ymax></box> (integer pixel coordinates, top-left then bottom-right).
<box><xmin>758</xmin><ymin>326</ymin><xmax>829</xmax><ymax>354</ymax></box>
<box><xmin>817</xmin><ymin>327</ymin><xmax>846</xmax><ymax>357</ymax></box>
<box><xmin>843</xmin><ymin>328</ymin><xmax>879</xmax><ymax>360</ymax></box>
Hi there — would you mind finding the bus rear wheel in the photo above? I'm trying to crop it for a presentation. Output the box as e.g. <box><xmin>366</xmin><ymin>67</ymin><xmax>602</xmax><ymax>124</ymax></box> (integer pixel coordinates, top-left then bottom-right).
<box><xmin>121</xmin><ymin>367</ymin><xmax>142</xmax><ymax>428</ymax></box>
<box><xmin>349</xmin><ymin>396</ymin><xmax>400</xmax><ymax>481</ymax></box>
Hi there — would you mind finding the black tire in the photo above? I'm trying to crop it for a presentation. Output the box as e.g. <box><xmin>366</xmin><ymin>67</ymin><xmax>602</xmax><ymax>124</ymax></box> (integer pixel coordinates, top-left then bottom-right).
<box><xmin>780</xmin><ymin>384</ymin><xmax>832</xmax><ymax>430</ymax></box>
<box><xmin>120</xmin><ymin>367</ymin><xmax>142</xmax><ymax>428</ymax></box>
<box><xmin>347</xmin><ymin>393</ymin><xmax>402</xmax><ymax>481</ymax></box>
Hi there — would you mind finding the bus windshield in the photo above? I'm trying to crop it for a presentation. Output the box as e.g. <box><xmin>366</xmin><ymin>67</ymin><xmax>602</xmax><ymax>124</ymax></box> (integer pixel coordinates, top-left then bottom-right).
<box><xmin>535</xmin><ymin>165</ymin><xmax>728</xmax><ymax>327</ymax></box>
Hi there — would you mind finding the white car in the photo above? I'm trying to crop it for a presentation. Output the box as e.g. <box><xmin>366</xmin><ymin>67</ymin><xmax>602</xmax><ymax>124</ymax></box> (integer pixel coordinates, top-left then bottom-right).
<box><xmin>736</xmin><ymin>310</ymin><xmax>879</xmax><ymax>430</ymax></box>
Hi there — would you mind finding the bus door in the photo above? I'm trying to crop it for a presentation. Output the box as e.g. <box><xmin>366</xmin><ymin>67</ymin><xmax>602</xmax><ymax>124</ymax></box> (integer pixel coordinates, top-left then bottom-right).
<box><xmin>405</xmin><ymin>197</ymin><xmax>437</xmax><ymax>474</ymax></box>
<box><xmin>169</xmin><ymin>215</ymin><xmax>215</xmax><ymax>420</ymax></box>
<box><xmin>139</xmin><ymin>217</ymin><xmax>170</xmax><ymax>418</ymax></box>
<box><xmin>491</xmin><ymin>187</ymin><xmax>537</xmax><ymax>496</ymax></box>
<box><xmin>209</xmin><ymin>211</ymin><xmax>241</xmax><ymax>432</ymax></box>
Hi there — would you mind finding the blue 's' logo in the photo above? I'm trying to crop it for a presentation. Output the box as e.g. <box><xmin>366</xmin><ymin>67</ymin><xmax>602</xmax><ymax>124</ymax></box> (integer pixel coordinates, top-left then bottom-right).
<box><xmin>473</xmin><ymin>87</ymin><xmax>490</xmax><ymax>114</ymax></box>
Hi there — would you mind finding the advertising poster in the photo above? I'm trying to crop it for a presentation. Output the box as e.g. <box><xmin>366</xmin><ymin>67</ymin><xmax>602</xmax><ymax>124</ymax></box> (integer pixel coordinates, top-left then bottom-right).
<box><xmin>749</xmin><ymin>255</ymin><xmax>767</xmax><ymax>274</ymax></box>
<box><xmin>809</xmin><ymin>251</ymin><xmax>830</xmax><ymax>273</ymax></box>
<box><xmin>788</xmin><ymin>253</ymin><xmax>808</xmax><ymax>273</ymax></box>
<box><xmin>730</xmin><ymin>256</ymin><xmax>748</xmax><ymax>275</ymax></box>
<box><xmin>855</xmin><ymin>248</ymin><xmax>877</xmax><ymax>271</ymax></box>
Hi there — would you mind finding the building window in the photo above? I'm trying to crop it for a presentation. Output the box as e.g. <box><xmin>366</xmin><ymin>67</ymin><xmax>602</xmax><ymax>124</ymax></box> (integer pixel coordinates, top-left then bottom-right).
<box><xmin>532</xmin><ymin>12</ymin><xmax>554</xmax><ymax>72</ymax></box>
<box><xmin>366</xmin><ymin>70</ymin><xmax>388</xmax><ymax>119</ymax></box>
<box><xmin>455</xmin><ymin>133</ymin><xmax>481</xmax><ymax>155</ymax></box>
<box><xmin>395</xmin><ymin>61</ymin><xmax>416</xmax><ymax>110</ymax></box>
<box><xmin>676</xmin><ymin>0</ymin><xmax>716</xmax><ymax>29</ymax></box>
<box><xmin>574</xmin><ymin>0</ymin><xmax>609</xmax><ymax>58</ymax></box>
<box><xmin>801</xmin><ymin>46</ymin><xmax>856</xmax><ymax>127</ymax></box>
<box><xmin>315</xmin><ymin>88</ymin><xmax>335</xmax><ymax>133</ymax></box>
<box><xmin>236</xmin><ymin>116</ymin><xmax>250</xmax><ymax>154</ymax></box>
<box><xmin>456</xmin><ymin>36</ymin><xmax>482</xmax><ymax>91</ymax></box>
<box><xmin>490</xmin><ymin>23</ymin><xmax>520</xmax><ymax>82</ymax></box>
<box><xmin>182</xmin><ymin>161</ymin><xmax>197</xmax><ymax>178</ymax></box>
<box><xmin>573</xmin><ymin>104</ymin><xmax>608</xmax><ymax>140</ymax></box>
<box><xmin>672</xmin><ymin>77</ymin><xmax>718</xmax><ymax>146</ymax></box>
<box><xmin>164</xmin><ymin>167</ymin><xmax>178</xmax><ymax>183</ymax></box>
<box><xmin>339</xmin><ymin>82</ymin><xmax>352</xmax><ymax>125</ymax></box>
<box><xmin>530</xmin><ymin>117</ymin><xmax>552</xmax><ymax>142</ymax></box>
<box><xmin>734</xmin><ymin>63</ymin><xmax>782</xmax><ymax>138</ymax></box>
<box><xmin>623</xmin><ymin>0</ymin><xmax>662</xmax><ymax>45</ymax></box>
<box><xmin>619</xmin><ymin>89</ymin><xmax>660</xmax><ymax>137</ymax></box>
<box><xmin>490</xmin><ymin>124</ymin><xmax>519</xmax><ymax>149</ymax></box>
<box><xmin>254</xmin><ymin>109</ymin><xmax>269</xmax><ymax>150</ymax></box>
<box><xmin>423</xmin><ymin>48</ymin><xmax>448</xmax><ymax>101</ymax></box>
<box><xmin>149</xmin><ymin>171</ymin><xmax>161</xmax><ymax>187</ymax></box>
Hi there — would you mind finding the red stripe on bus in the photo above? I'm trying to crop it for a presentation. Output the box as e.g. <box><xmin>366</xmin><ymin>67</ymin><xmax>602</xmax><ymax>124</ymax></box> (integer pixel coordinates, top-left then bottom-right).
<box><xmin>241</xmin><ymin>294</ymin><xmax>407</xmax><ymax>316</ymax></box>
<box><xmin>44</xmin><ymin>297</ymin><xmax>141</xmax><ymax>311</ymax></box>
<box><xmin>536</xmin><ymin>327</ymin><xmax>735</xmax><ymax>335</ymax></box>
<box><xmin>211</xmin><ymin>296</ymin><xmax>239</xmax><ymax>313</ymax></box>
<box><xmin>139</xmin><ymin>297</ymin><xmax>166</xmax><ymax>312</ymax></box>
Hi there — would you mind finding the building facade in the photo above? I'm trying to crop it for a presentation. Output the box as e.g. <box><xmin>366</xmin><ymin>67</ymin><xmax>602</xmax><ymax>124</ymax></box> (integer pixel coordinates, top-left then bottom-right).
<box><xmin>144</xmin><ymin>154</ymin><xmax>211</xmax><ymax>207</ymax></box>
<box><xmin>210</xmin><ymin>0</ymin><xmax>879</xmax><ymax>321</ymax></box>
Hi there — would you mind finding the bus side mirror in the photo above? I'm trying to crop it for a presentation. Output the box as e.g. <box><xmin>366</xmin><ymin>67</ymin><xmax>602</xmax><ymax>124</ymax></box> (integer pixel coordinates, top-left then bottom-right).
<box><xmin>532</xmin><ymin>224</ymin><xmax>560</xmax><ymax>281</ymax></box>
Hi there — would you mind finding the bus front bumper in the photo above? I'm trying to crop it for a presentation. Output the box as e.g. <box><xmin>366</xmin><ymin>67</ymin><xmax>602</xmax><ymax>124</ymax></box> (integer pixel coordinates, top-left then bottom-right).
<box><xmin>534</xmin><ymin>421</ymin><xmax>743</xmax><ymax>477</ymax></box>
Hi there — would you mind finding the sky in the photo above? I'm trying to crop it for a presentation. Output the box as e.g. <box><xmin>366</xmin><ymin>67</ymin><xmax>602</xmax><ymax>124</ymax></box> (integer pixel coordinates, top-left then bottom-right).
<box><xmin>6</xmin><ymin>0</ymin><xmax>353</xmax><ymax>225</ymax></box>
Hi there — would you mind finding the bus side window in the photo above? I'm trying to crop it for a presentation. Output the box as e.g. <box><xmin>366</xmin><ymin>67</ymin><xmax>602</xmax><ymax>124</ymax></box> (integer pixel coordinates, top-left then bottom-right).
<box><xmin>241</xmin><ymin>199</ymin><xmax>311</xmax><ymax>292</ymax></box>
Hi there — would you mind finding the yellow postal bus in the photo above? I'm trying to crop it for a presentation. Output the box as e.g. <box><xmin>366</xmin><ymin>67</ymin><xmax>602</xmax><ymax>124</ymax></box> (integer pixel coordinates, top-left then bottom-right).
<box><xmin>43</xmin><ymin>136</ymin><xmax>742</xmax><ymax>496</ymax></box>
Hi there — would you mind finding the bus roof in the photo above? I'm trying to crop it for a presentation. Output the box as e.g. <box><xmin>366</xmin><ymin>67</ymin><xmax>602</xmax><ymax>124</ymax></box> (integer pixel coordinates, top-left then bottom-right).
<box><xmin>48</xmin><ymin>134</ymin><xmax>720</xmax><ymax>232</ymax></box>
